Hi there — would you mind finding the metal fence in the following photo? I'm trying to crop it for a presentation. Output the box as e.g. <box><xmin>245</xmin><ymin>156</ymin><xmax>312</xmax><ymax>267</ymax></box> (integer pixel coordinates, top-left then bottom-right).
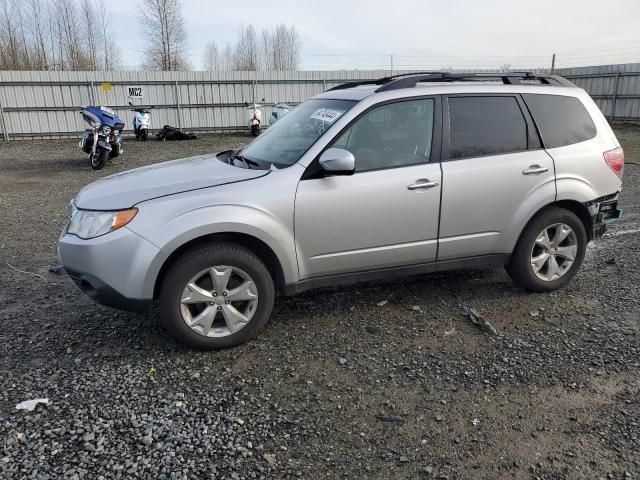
<box><xmin>558</xmin><ymin>63</ymin><xmax>640</xmax><ymax>122</ymax></box>
<box><xmin>0</xmin><ymin>70</ymin><xmax>397</xmax><ymax>140</ymax></box>
<box><xmin>0</xmin><ymin>65</ymin><xmax>639</xmax><ymax>140</ymax></box>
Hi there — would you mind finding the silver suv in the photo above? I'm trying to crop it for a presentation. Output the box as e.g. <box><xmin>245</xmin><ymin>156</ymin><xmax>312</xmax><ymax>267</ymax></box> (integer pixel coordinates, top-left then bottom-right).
<box><xmin>58</xmin><ymin>72</ymin><xmax>624</xmax><ymax>349</ymax></box>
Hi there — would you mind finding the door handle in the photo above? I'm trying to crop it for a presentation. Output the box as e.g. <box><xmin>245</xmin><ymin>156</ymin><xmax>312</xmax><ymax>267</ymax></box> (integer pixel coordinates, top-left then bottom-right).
<box><xmin>522</xmin><ymin>165</ymin><xmax>549</xmax><ymax>175</ymax></box>
<box><xmin>407</xmin><ymin>179</ymin><xmax>439</xmax><ymax>190</ymax></box>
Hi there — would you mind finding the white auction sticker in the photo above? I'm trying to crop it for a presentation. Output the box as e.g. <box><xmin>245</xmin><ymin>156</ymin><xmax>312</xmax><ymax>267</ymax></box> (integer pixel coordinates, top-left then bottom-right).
<box><xmin>310</xmin><ymin>108</ymin><xmax>344</xmax><ymax>123</ymax></box>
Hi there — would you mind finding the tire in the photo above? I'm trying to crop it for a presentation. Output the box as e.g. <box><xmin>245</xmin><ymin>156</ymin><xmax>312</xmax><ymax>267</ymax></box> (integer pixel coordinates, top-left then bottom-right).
<box><xmin>109</xmin><ymin>144</ymin><xmax>120</xmax><ymax>159</ymax></box>
<box><xmin>89</xmin><ymin>147</ymin><xmax>109</xmax><ymax>170</ymax></box>
<box><xmin>251</xmin><ymin>124</ymin><xmax>260</xmax><ymax>137</ymax></box>
<box><xmin>141</xmin><ymin>129</ymin><xmax>148</xmax><ymax>141</ymax></box>
<box><xmin>159</xmin><ymin>242</ymin><xmax>275</xmax><ymax>350</ymax></box>
<box><xmin>506</xmin><ymin>207</ymin><xmax>587</xmax><ymax>292</ymax></box>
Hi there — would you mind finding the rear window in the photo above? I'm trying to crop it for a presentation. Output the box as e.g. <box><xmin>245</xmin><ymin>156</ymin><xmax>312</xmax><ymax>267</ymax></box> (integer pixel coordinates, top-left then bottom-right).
<box><xmin>523</xmin><ymin>94</ymin><xmax>597</xmax><ymax>148</ymax></box>
<box><xmin>448</xmin><ymin>96</ymin><xmax>529</xmax><ymax>160</ymax></box>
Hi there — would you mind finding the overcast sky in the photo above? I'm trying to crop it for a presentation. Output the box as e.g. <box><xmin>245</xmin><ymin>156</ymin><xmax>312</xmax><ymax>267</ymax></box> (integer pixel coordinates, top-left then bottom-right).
<box><xmin>112</xmin><ymin>0</ymin><xmax>640</xmax><ymax>70</ymax></box>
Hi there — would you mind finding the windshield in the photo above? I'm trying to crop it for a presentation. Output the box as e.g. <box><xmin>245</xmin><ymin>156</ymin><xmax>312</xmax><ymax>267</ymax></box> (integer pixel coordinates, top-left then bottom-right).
<box><xmin>241</xmin><ymin>99</ymin><xmax>356</xmax><ymax>168</ymax></box>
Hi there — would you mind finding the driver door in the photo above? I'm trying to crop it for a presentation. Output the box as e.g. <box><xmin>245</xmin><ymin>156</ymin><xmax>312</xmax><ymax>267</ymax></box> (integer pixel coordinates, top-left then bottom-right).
<box><xmin>294</xmin><ymin>97</ymin><xmax>442</xmax><ymax>278</ymax></box>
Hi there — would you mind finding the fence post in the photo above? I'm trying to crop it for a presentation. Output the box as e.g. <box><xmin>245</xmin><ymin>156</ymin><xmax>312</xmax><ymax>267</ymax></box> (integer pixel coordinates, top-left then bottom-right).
<box><xmin>610</xmin><ymin>72</ymin><xmax>621</xmax><ymax>122</ymax></box>
<box><xmin>175</xmin><ymin>80</ymin><xmax>182</xmax><ymax>130</ymax></box>
<box><xmin>0</xmin><ymin>99</ymin><xmax>9</xmax><ymax>141</ymax></box>
<box><xmin>90</xmin><ymin>81</ymin><xmax>96</xmax><ymax>105</ymax></box>
<box><xmin>323</xmin><ymin>79</ymin><xmax>327</xmax><ymax>92</ymax></box>
<box><xmin>252</xmin><ymin>79</ymin><xmax>256</xmax><ymax>104</ymax></box>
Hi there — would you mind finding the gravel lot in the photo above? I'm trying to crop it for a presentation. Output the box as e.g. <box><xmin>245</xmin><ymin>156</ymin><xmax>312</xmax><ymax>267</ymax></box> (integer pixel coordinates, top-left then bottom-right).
<box><xmin>1</xmin><ymin>128</ymin><xmax>639</xmax><ymax>480</ymax></box>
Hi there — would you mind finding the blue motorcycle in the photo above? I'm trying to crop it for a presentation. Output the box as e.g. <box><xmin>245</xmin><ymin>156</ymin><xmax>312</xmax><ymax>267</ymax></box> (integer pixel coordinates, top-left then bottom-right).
<box><xmin>79</xmin><ymin>106</ymin><xmax>125</xmax><ymax>170</ymax></box>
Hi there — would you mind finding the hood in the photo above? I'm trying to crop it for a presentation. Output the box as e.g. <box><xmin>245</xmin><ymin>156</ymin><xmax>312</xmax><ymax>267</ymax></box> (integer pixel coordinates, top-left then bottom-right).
<box><xmin>74</xmin><ymin>153</ymin><xmax>269</xmax><ymax>210</ymax></box>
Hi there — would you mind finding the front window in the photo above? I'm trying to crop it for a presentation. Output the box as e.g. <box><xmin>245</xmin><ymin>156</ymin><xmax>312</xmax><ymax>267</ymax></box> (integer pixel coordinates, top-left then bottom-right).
<box><xmin>240</xmin><ymin>99</ymin><xmax>356</xmax><ymax>168</ymax></box>
<box><xmin>332</xmin><ymin>98</ymin><xmax>435</xmax><ymax>172</ymax></box>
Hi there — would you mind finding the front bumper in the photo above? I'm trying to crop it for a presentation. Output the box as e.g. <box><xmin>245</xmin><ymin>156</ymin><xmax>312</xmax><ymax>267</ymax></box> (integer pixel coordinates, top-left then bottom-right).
<box><xmin>58</xmin><ymin>226</ymin><xmax>160</xmax><ymax>313</ymax></box>
<box><xmin>64</xmin><ymin>267</ymin><xmax>151</xmax><ymax>312</ymax></box>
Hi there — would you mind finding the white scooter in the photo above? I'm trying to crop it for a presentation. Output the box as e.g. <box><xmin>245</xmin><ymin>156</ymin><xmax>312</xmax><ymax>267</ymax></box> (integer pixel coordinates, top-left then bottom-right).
<box><xmin>246</xmin><ymin>101</ymin><xmax>263</xmax><ymax>137</ymax></box>
<box><xmin>269</xmin><ymin>102</ymin><xmax>290</xmax><ymax>126</ymax></box>
<box><xmin>129</xmin><ymin>101</ymin><xmax>153</xmax><ymax>141</ymax></box>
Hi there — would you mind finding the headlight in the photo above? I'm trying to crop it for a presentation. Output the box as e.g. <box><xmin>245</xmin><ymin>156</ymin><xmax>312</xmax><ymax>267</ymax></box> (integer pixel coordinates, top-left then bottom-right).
<box><xmin>99</xmin><ymin>125</ymin><xmax>112</xmax><ymax>136</ymax></box>
<box><xmin>67</xmin><ymin>207</ymin><xmax>138</xmax><ymax>239</ymax></box>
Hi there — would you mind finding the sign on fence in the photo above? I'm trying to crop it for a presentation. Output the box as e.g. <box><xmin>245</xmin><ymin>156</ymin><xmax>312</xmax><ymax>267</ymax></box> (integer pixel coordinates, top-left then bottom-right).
<box><xmin>127</xmin><ymin>86</ymin><xmax>144</xmax><ymax>98</ymax></box>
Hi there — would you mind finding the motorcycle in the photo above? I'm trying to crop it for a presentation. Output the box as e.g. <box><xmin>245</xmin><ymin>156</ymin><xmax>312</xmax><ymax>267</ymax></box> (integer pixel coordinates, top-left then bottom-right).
<box><xmin>247</xmin><ymin>102</ymin><xmax>263</xmax><ymax>137</ymax></box>
<box><xmin>129</xmin><ymin>102</ymin><xmax>153</xmax><ymax>141</ymax></box>
<box><xmin>79</xmin><ymin>106</ymin><xmax>124</xmax><ymax>170</ymax></box>
<box><xmin>269</xmin><ymin>102</ymin><xmax>290</xmax><ymax>126</ymax></box>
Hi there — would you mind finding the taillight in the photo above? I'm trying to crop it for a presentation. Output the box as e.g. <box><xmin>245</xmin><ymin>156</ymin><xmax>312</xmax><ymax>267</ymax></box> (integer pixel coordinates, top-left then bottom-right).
<box><xmin>604</xmin><ymin>147</ymin><xmax>624</xmax><ymax>177</ymax></box>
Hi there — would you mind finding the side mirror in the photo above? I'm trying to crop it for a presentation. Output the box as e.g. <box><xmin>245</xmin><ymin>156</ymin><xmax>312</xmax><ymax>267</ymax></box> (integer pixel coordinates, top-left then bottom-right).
<box><xmin>319</xmin><ymin>148</ymin><xmax>355</xmax><ymax>176</ymax></box>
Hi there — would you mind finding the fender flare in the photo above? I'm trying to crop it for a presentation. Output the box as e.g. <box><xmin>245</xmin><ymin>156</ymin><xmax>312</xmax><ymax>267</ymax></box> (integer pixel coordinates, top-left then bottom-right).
<box><xmin>97</xmin><ymin>139</ymin><xmax>112</xmax><ymax>150</ymax></box>
<box><xmin>133</xmin><ymin>204</ymin><xmax>298</xmax><ymax>299</ymax></box>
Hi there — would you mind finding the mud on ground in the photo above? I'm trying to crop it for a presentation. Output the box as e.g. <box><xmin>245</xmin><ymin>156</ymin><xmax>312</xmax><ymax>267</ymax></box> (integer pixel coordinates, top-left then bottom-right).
<box><xmin>1</xmin><ymin>128</ymin><xmax>639</xmax><ymax>479</ymax></box>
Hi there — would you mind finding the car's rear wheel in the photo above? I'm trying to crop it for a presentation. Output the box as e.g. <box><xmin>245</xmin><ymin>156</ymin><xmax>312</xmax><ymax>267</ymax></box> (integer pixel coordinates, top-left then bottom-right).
<box><xmin>506</xmin><ymin>207</ymin><xmax>587</xmax><ymax>292</ymax></box>
<box><xmin>159</xmin><ymin>242</ymin><xmax>275</xmax><ymax>350</ymax></box>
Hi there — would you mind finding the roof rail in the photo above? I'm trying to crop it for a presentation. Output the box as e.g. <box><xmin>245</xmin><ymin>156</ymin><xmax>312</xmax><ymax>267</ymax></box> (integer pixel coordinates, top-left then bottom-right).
<box><xmin>327</xmin><ymin>72</ymin><xmax>575</xmax><ymax>93</ymax></box>
<box><xmin>326</xmin><ymin>71</ymin><xmax>448</xmax><ymax>92</ymax></box>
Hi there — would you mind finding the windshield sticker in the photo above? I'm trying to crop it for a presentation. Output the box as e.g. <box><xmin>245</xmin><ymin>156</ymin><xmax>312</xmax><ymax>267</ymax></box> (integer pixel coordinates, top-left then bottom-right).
<box><xmin>310</xmin><ymin>108</ymin><xmax>344</xmax><ymax>124</ymax></box>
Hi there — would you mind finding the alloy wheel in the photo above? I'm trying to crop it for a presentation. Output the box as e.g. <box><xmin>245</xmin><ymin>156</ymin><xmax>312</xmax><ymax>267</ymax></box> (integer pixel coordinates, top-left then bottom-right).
<box><xmin>530</xmin><ymin>223</ymin><xmax>578</xmax><ymax>282</ymax></box>
<box><xmin>179</xmin><ymin>266</ymin><xmax>259</xmax><ymax>337</ymax></box>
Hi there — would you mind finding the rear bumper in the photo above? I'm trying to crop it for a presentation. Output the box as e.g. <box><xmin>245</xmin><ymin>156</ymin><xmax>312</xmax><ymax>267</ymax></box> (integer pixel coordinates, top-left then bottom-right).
<box><xmin>588</xmin><ymin>194</ymin><xmax>622</xmax><ymax>239</ymax></box>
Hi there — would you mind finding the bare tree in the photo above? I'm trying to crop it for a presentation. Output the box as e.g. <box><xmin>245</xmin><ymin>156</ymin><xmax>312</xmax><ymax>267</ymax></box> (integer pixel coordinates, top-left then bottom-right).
<box><xmin>221</xmin><ymin>43</ymin><xmax>234</xmax><ymax>71</ymax></box>
<box><xmin>0</xmin><ymin>0</ymin><xmax>23</xmax><ymax>69</ymax></box>
<box><xmin>271</xmin><ymin>24</ymin><xmax>301</xmax><ymax>70</ymax></box>
<box><xmin>218</xmin><ymin>23</ymin><xmax>301</xmax><ymax>71</ymax></box>
<box><xmin>96</xmin><ymin>0</ymin><xmax>121</xmax><ymax>70</ymax></box>
<box><xmin>202</xmin><ymin>41</ymin><xmax>220</xmax><ymax>70</ymax></box>
<box><xmin>80</xmin><ymin>0</ymin><xmax>99</xmax><ymax>70</ymax></box>
<box><xmin>138</xmin><ymin>0</ymin><xmax>189</xmax><ymax>70</ymax></box>
<box><xmin>51</xmin><ymin>0</ymin><xmax>89</xmax><ymax>70</ymax></box>
<box><xmin>25</xmin><ymin>0</ymin><xmax>50</xmax><ymax>69</ymax></box>
<box><xmin>284</xmin><ymin>25</ymin><xmax>301</xmax><ymax>70</ymax></box>
<box><xmin>259</xmin><ymin>29</ymin><xmax>272</xmax><ymax>71</ymax></box>
<box><xmin>233</xmin><ymin>24</ymin><xmax>259</xmax><ymax>71</ymax></box>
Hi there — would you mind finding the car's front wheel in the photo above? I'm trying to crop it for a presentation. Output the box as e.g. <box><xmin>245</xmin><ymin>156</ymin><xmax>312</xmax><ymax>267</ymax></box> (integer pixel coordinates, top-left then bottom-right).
<box><xmin>506</xmin><ymin>207</ymin><xmax>587</xmax><ymax>292</ymax></box>
<box><xmin>159</xmin><ymin>243</ymin><xmax>275</xmax><ymax>350</ymax></box>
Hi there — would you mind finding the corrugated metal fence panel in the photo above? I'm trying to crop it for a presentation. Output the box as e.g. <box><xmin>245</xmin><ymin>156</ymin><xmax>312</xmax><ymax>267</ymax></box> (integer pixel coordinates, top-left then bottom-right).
<box><xmin>557</xmin><ymin>63</ymin><xmax>640</xmax><ymax>121</ymax></box>
<box><xmin>0</xmin><ymin>70</ymin><xmax>400</xmax><ymax>138</ymax></box>
<box><xmin>2</xmin><ymin>66</ymin><xmax>640</xmax><ymax>139</ymax></box>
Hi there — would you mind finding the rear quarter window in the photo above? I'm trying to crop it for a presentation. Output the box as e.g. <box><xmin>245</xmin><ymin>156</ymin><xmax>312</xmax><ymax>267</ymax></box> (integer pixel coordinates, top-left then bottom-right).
<box><xmin>523</xmin><ymin>94</ymin><xmax>597</xmax><ymax>149</ymax></box>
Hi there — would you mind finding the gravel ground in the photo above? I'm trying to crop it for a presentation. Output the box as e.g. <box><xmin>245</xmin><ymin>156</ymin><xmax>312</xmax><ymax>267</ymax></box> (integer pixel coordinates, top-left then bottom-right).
<box><xmin>1</xmin><ymin>128</ymin><xmax>639</xmax><ymax>480</ymax></box>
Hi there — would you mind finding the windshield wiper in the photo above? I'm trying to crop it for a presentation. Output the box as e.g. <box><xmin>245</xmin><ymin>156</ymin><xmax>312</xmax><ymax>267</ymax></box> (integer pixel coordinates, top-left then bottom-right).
<box><xmin>231</xmin><ymin>152</ymin><xmax>261</xmax><ymax>169</ymax></box>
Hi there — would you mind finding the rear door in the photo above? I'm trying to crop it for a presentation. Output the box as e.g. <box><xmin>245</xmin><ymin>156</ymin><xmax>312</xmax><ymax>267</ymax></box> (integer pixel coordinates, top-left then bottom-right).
<box><xmin>438</xmin><ymin>94</ymin><xmax>556</xmax><ymax>260</ymax></box>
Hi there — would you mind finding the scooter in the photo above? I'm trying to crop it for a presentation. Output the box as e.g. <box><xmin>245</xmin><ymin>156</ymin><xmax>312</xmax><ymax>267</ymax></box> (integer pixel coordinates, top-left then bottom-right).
<box><xmin>269</xmin><ymin>102</ymin><xmax>290</xmax><ymax>126</ymax></box>
<box><xmin>247</xmin><ymin>102</ymin><xmax>263</xmax><ymax>137</ymax></box>
<box><xmin>129</xmin><ymin>102</ymin><xmax>153</xmax><ymax>141</ymax></box>
<box><xmin>79</xmin><ymin>106</ymin><xmax>124</xmax><ymax>170</ymax></box>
